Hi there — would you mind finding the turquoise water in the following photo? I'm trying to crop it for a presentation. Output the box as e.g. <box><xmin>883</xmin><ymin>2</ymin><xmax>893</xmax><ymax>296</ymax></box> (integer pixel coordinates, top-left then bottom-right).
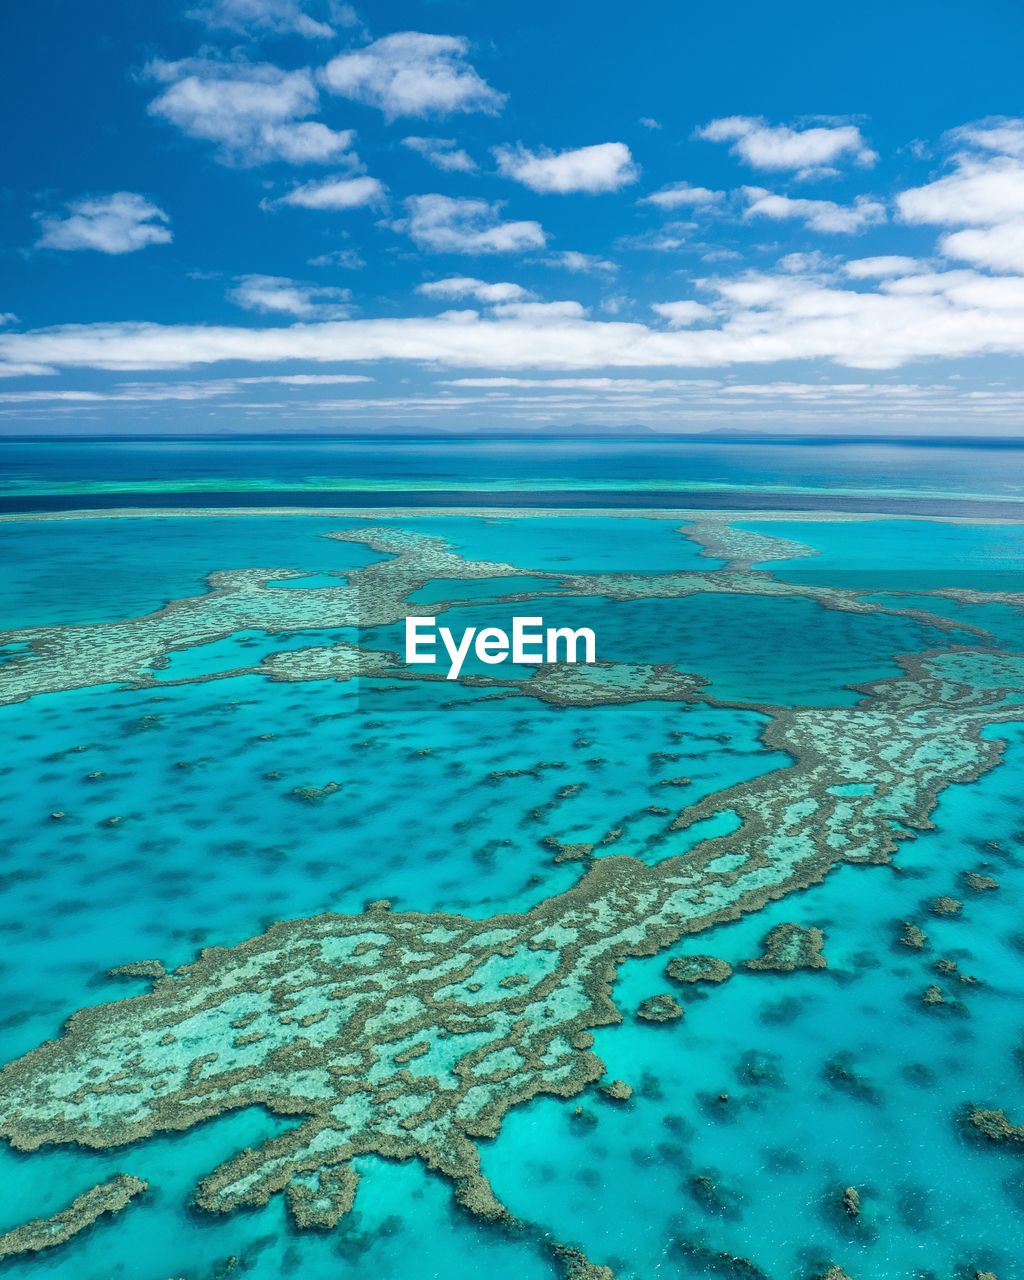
<box><xmin>0</xmin><ymin>500</ymin><xmax>1022</xmax><ymax>1279</ymax></box>
<box><xmin>366</xmin><ymin>592</ymin><xmax>961</xmax><ymax>705</ymax></box>
<box><xmin>0</xmin><ymin>517</ymin><xmax>380</xmax><ymax>628</ymax></box>
<box><xmin>486</xmin><ymin>729</ymin><xmax>1024</xmax><ymax>1278</ymax></box>
<box><xmin>743</xmin><ymin>518</ymin><xmax>1024</xmax><ymax>590</ymax></box>
<box><xmin>374</xmin><ymin>515</ymin><xmax>719</xmax><ymax>571</ymax></box>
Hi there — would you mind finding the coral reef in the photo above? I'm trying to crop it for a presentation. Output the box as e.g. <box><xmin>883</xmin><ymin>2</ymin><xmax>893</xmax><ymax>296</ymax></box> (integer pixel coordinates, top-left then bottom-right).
<box><xmin>665</xmin><ymin>954</ymin><xmax>733</xmax><ymax>984</ymax></box>
<box><xmin>898</xmin><ymin>922</ymin><xmax>927</xmax><ymax>950</ymax></box>
<box><xmin>962</xmin><ymin>870</ymin><xmax>999</xmax><ymax>892</ymax></box>
<box><xmin>600</xmin><ymin>1079</ymin><xmax>633</xmax><ymax>1102</ymax></box>
<box><xmin>0</xmin><ymin>1175</ymin><xmax>147</xmax><ymax>1261</ymax></box>
<box><xmin>841</xmin><ymin>1186</ymin><xmax>861</xmax><ymax>1218</ymax></box>
<box><xmin>963</xmin><ymin>1106</ymin><xmax>1024</xmax><ymax>1145</ymax></box>
<box><xmin>636</xmin><ymin>994</ymin><xmax>685</xmax><ymax>1022</ymax></box>
<box><xmin>107</xmin><ymin>959</ymin><xmax>166</xmax><ymax>980</ymax></box>
<box><xmin>743</xmin><ymin>924</ymin><xmax>826</xmax><ymax>973</ymax></box>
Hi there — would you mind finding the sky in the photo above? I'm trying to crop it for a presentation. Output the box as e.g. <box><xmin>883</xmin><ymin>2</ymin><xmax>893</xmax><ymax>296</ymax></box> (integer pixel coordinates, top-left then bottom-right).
<box><xmin>4</xmin><ymin>0</ymin><xmax>1024</xmax><ymax>435</ymax></box>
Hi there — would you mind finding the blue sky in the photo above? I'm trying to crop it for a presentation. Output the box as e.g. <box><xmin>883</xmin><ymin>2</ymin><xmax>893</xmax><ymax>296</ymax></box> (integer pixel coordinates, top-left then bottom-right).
<box><xmin>4</xmin><ymin>0</ymin><xmax>1024</xmax><ymax>434</ymax></box>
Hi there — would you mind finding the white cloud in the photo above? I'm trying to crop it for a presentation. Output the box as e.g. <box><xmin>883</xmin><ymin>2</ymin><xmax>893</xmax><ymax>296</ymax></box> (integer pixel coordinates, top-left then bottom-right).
<box><xmin>0</xmin><ymin>372</ymin><xmax>373</xmax><ymax>404</ymax></box>
<box><xmin>273</xmin><ymin>174</ymin><xmax>386</xmax><ymax>209</ymax></box>
<box><xmin>0</xmin><ymin>362</ymin><xmax>56</xmax><ymax>377</ymax></box>
<box><xmin>402</xmin><ymin>135</ymin><xmax>476</xmax><ymax>173</ymax></box>
<box><xmin>439</xmin><ymin>376</ymin><xmax>717</xmax><ymax>390</ymax></box>
<box><xmin>743</xmin><ymin>188</ymin><xmax>887</xmax><ymax>233</ymax></box>
<box><xmin>488</xmin><ymin>301</ymin><xmax>587</xmax><ymax>321</ymax></box>
<box><xmin>307</xmin><ymin>246</ymin><xmax>365</xmax><ymax>268</ymax></box>
<box><xmin>35</xmin><ymin>193</ymin><xmax>172</xmax><ymax>254</ymax></box>
<box><xmin>897</xmin><ymin>155</ymin><xmax>1024</xmax><ymax>227</ymax></box>
<box><xmin>651</xmin><ymin>300</ymin><xmax>713</xmax><ymax>326</ymax></box>
<box><xmin>896</xmin><ymin>128</ymin><xmax>1024</xmax><ymax>274</ymax></box>
<box><xmin>494</xmin><ymin>142</ymin><xmax>638</xmax><ymax>194</ymax></box>
<box><xmin>240</xmin><ymin>372</ymin><xmax>370</xmax><ymax>384</ymax></box>
<box><xmin>844</xmin><ymin>255</ymin><xmax>927</xmax><ymax>279</ymax></box>
<box><xmin>320</xmin><ymin>33</ymin><xmax>504</xmax><ymax>120</ymax></box>
<box><xmin>948</xmin><ymin>117</ymin><xmax>1024</xmax><ymax>158</ymax></box>
<box><xmin>942</xmin><ymin>222</ymin><xmax>1024</xmax><ymax>274</ymax></box>
<box><xmin>187</xmin><ymin>0</ymin><xmax>357</xmax><ymax>38</ymax></box>
<box><xmin>229</xmin><ymin>274</ymin><xmax>352</xmax><ymax>317</ymax></box>
<box><xmin>697</xmin><ymin>116</ymin><xmax>877</xmax><ymax>176</ymax></box>
<box><xmin>542</xmin><ymin>250</ymin><xmax>617</xmax><ymax>273</ymax></box>
<box><xmin>639</xmin><ymin>181</ymin><xmax>723</xmax><ymax>209</ymax></box>
<box><xmin>620</xmin><ymin>222</ymin><xmax>695</xmax><ymax>252</ymax></box>
<box><xmin>147</xmin><ymin>58</ymin><xmax>356</xmax><ymax>166</ymax></box>
<box><xmin>416</xmin><ymin>277</ymin><xmax>531</xmax><ymax>303</ymax></box>
<box><xmin>776</xmin><ymin>250</ymin><xmax>834</xmax><ymax>275</ymax></box>
<box><xmin>639</xmin><ymin>117</ymin><xmax>661</xmax><ymax>130</ymax></box>
<box><xmin>397</xmin><ymin>194</ymin><xmax>545</xmax><ymax>254</ymax></box>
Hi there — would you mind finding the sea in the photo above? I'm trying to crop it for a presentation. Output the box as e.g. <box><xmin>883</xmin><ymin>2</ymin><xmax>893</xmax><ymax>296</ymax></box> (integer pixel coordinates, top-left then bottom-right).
<box><xmin>0</xmin><ymin>435</ymin><xmax>1022</xmax><ymax>1280</ymax></box>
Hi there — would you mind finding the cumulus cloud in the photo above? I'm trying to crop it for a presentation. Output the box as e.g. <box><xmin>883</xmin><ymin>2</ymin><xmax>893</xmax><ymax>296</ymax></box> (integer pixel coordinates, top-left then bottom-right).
<box><xmin>187</xmin><ymin>0</ymin><xmax>357</xmax><ymax>38</ymax></box>
<box><xmin>898</xmin><ymin>155</ymin><xmax>1024</xmax><ymax>227</ymax></box>
<box><xmin>651</xmin><ymin>300</ymin><xmax>714</xmax><ymax>326</ymax></box>
<box><xmin>697</xmin><ymin>116</ymin><xmax>877</xmax><ymax>176</ymax></box>
<box><xmin>775</xmin><ymin>250</ymin><xmax>835</xmax><ymax>275</ymax></box>
<box><xmin>947</xmin><ymin>117</ymin><xmax>1024</xmax><ymax>158</ymax></box>
<box><xmin>307</xmin><ymin>246</ymin><xmax>365</xmax><ymax>268</ymax></box>
<box><xmin>273</xmin><ymin>174</ymin><xmax>386</xmax><ymax>209</ymax></box>
<box><xmin>494</xmin><ymin>142</ymin><xmax>638</xmax><ymax>194</ymax></box>
<box><xmin>397</xmin><ymin>194</ymin><xmax>545</xmax><ymax>254</ymax></box>
<box><xmin>942</xmin><ymin>223</ymin><xmax>1024</xmax><ymax>274</ymax></box>
<box><xmin>743</xmin><ymin>188</ymin><xmax>887</xmax><ymax>234</ymax></box>
<box><xmin>488</xmin><ymin>300</ymin><xmax>587</xmax><ymax>321</ymax></box>
<box><xmin>416</xmin><ymin>277</ymin><xmax>531</xmax><ymax>303</ymax></box>
<box><xmin>639</xmin><ymin>181</ymin><xmax>723</xmax><ymax>209</ymax></box>
<box><xmin>320</xmin><ymin>33</ymin><xmax>505</xmax><ymax>120</ymax></box>
<box><xmin>402</xmin><ymin>135</ymin><xmax>476</xmax><ymax>173</ymax></box>
<box><xmin>36</xmin><ymin>193</ymin><xmax>172</xmax><ymax>254</ymax></box>
<box><xmin>147</xmin><ymin>58</ymin><xmax>356</xmax><ymax>166</ymax></box>
<box><xmin>620</xmin><ymin>222</ymin><xmax>695</xmax><ymax>252</ymax></box>
<box><xmin>844</xmin><ymin>255</ymin><xmax>927</xmax><ymax>279</ymax></box>
<box><xmin>897</xmin><ymin>125</ymin><xmax>1024</xmax><ymax>273</ymax></box>
<box><xmin>228</xmin><ymin>274</ymin><xmax>352</xmax><ymax>317</ymax></box>
<box><xmin>542</xmin><ymin>250</ymin><xmax>617</xmax><ymax>273</ymax></box>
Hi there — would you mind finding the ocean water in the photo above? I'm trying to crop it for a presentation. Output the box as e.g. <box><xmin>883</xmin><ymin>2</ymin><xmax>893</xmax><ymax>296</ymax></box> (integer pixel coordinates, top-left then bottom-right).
<box><xmin>3</xmin><ymin>436</ymin><xmax>1024</xmax><ymax>515</ymax></box>
<box><xmin>0</xmin><ymin>441</ymin><xmax>1022</xmax><ymax>1280</ymax></box>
